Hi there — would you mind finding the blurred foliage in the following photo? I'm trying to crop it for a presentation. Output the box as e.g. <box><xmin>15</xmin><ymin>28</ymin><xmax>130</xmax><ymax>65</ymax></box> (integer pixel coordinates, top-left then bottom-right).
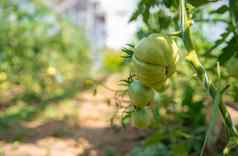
<box><xmin>126</xmin><ymin>0</ymin><xmax>238</xmax><ymax>155</ymax></box>
<box><xmin>0</xmin><ymin>0</ymin><xmax>93</xmax><ymax>139</ymax></box>
<box><xmin>0</xmin><ymin>0</ymin><xmax>91</xmax><ymax>99</ymax></box>
<box><xmin>102</xmin><ymin>48</ymin><xmax>123</xmax><ymax>73</ymax></box>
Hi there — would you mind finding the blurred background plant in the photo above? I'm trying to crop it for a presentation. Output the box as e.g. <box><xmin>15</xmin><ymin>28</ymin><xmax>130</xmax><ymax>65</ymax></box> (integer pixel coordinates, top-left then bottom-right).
<box><xmin>102</xmin><ymin>48</ymin><xmax>123</xmax><ymax>73</ymax></box>
<box><xmin>0</xmin><ymin>0</ymin><xmax>91</xmax><ymax>99</ymax></box>
<box><xmin>0</xmin><ymin>0</ymin><xmax>93</xmax><ymax>133</ymax></box>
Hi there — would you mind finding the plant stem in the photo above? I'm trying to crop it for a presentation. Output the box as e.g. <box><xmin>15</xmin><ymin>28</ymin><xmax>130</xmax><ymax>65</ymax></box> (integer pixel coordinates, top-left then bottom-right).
<box><xmin>179</xmin><ymin>0</ymin><xmax>238</xmax><ymax>149</ymax></box>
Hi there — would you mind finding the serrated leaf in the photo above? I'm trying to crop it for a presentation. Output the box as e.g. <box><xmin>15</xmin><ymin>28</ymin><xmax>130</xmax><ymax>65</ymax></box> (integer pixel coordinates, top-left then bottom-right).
<box><xmin>218</xmin><ymin>35</ymin><xmax>238</xmax><ymax>64</ymax></box>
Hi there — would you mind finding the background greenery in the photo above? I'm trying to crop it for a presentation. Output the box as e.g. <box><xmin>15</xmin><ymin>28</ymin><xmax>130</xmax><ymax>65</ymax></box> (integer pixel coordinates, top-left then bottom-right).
<box><xmin>0</xmin><ymin>0</ymin><xmax>91</xmax><ymax>98</ymax></box>
<box><xmin>0</xmin><ymin>0</ymin><xmax>92</xmax><ymax>131</ymax></box>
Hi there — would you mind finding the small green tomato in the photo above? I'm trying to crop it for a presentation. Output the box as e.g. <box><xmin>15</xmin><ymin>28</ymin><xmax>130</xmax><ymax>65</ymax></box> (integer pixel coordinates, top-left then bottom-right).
<box><xmin>131</xmin><ymin>107</ymin><xmax>153</xmax><ymax>129</ymax></box>
<box><xmin>128</xmin><ymin>80</ymin><xmax>154</xmax><ymax>108</ymax></box>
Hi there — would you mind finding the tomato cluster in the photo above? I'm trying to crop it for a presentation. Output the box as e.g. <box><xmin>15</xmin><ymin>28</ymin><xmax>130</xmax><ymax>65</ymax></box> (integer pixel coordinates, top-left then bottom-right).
<box><xmin>127</xmin><ymin>34</ymin><xmax>179</xmax><ymax>128</ymax></box>
<box><xmin>131</xmin><ymin>34</ymin><xmax>179</xmax><ymax>91</ymax></box>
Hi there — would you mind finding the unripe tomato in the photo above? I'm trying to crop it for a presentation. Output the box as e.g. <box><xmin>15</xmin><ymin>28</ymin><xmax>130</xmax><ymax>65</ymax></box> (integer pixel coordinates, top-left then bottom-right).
<box><xmin>147</xmin><ymin>79</ymin><xmax>169</xmax><ymax>92</ymax></box>
<box><xmin>131</xmin><ymin>107</ymin><xmax>153</xmax><ymax>128</ymax></box>
<box><xmin>131</xmin><ymin>55</ymin><xmax>166</xmax><ymax>82</ymax></box>
<box><xmin>128</xmin><ymin>80</ymin><xmax>154</xmax><ymax>108</ymax></box>
<box><xmin>132</xmin><ymin>34</ymin><xmax>179</xmax><ymax>91</ymax></box>
<box><xmin>226</xmin><ymin>57</ymin><xmax>238</xmax><ymax>78</ymax></box>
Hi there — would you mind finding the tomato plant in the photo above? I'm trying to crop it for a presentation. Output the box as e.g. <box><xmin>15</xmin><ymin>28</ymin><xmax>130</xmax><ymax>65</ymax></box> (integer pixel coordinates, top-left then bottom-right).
<box><xmin>128</xmin><ymin>80</ymin><xmax>154</xmax><ymax>108</ymax></box>
<box><xmin>120</xmin><ymin>0</ymin><xmax>238</xmax><ymax>155</ymax></box>
<box><xmin>131</xmin><ymin>107</ymin><xmax>153</xmax><ymax>128</ymax></box>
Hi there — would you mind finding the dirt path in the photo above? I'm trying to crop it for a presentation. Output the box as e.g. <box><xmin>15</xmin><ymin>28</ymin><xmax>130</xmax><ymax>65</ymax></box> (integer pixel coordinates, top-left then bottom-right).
<box><xmin>0</xmin><ymin>75</ymin><xmax>145</xmax><ymax>156</ymax></box>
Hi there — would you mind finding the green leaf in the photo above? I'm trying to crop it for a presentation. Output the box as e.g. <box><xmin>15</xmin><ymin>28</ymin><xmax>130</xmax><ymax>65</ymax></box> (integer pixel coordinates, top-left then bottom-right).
<box><xmin>229</xmin><ymin>0</ymin><xmax>238</xmax><ymax>29</ymax></box>
<box><xmin>218</xmin><ymin>35</ymin><xmax>238</xmax><ymax>65</ymax></box>
<box><xmin>188</xmin><ymin>0</ymin><xmax>209</xmax><ymax>7</ymax></box>
<box><xmin>164</xmin><ymin>0</ymin><xmax>179</xmax><ymax>8</ymax></box>
<box><xmin>121</xmin><ymin>45</ymin><xmax>134</xmax><ymax>64</ymax></box>
<box><xmin>144</xmin><ymin>130</ymin><xmax>165</xmax><ymax>146</ymax></box>
<box><xmin>171</xmin><ymin>144</ymin><xmax>189</xmax><ymax>156</ymax></box>
<box><xmin>204</xmin><ymin>31</ymin><xmax>230</xmax><ymax>56</ymax></box>
<box><xmin>143</xmin><ymin>7</ymin><xmax>150</xmax><ymax>24</ymax></box>
<box><xmin>211</xmin><ymin>5</ymin><xmax>228</xmax><ymax>14</ymax></box>
<box><xmin>181</xmin><ymin>85</ymin><xmax>194</xmax><ymax>106</ymax></box>
<box><xmin>129</xmin><ymin>8</ymin><xmax>142</xmax><ymax>22</ymax></box>
<box><xmin>188</xmin><ymin>0</ymin><xmax>219</xmax><ymax>7</ymax></box>
<box><xmin>129</xmin><ymin>0</ymin><xmax>157</xmax><ymax>23</ymax></box>
<box><xmin>129</xmin><ymin>0</ymin><xmax>144</xmax><ymax>22</ymax></box>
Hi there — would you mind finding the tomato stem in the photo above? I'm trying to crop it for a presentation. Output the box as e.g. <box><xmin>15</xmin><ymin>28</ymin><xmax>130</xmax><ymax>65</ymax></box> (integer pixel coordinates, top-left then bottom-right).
<box><xmin>179</xmin><ymin>0</ymin><xmax>238</xmax><ymax>154</ymax></box>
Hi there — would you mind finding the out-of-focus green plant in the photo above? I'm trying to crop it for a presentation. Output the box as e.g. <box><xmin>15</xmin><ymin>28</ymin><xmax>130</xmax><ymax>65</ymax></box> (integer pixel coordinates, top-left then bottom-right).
<box><xmin>102</xmin><ymin>48</ymin><xmax>123</xmax><ymax>73</ymax></box>
<box><xmin>0</xmin><ymin>0</ymin><xmax>91</xmax><ymax>97</ymax></box>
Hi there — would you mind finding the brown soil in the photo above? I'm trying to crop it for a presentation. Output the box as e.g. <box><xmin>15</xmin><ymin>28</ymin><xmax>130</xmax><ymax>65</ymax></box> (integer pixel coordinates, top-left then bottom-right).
<box><xmin>1</xmin><ymin>74</ymin><xmax>238</xmax><ymax>156</ymax></box>
<box><xmin>0</xmin><ymin>75</ymin><xmax>146</xmax><ymax>156</ymax></box>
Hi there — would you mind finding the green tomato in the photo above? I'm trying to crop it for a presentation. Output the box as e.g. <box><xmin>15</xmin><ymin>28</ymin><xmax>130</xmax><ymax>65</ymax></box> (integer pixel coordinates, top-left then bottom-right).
<box><xmin>131</xmin><ymin>107</ymin><xmax>153</xmax><ymax>129</ymax></box>
<box><xmin>132</xmin><ymin>55</ymin><xmax>166</xmax><ymax>82</ymax></box>
<box><xmin>226</xmin><ymin>57</ymin><xmax>238</xmax><ymax>78</ymax></box>
<box><xmin>132</xmin><ymin>34</ymin><xmax>179</xmax><ymax>91</ymax></box>
<box><xmin>128</xmin><ymin>80</ymin><xmax>154</xmax><ymax>108</ymax></box>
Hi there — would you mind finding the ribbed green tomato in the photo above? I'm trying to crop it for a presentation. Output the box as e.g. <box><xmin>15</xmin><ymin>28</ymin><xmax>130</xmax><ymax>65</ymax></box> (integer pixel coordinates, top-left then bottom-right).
<box><xmin>226</xmin><ymin>57</ymin><xmax>238</xmax><ymax>78</ymax></box>
<box><xmin>128</xmin><ymin>80</ymin><xmax>154</xmax><ymax>108</ymax></box>
<box><xmin>131</xmin><ymin>34</ymin><xmax>179</xmax><ymax>91</ymax></box>
<box><xmin>131</xmin><ymin>107</ymin><xmax>153</xmax><ymax>128</ymax></box>
<box><xmin>132</xmin><ymin>55</ymin><xmax>166</xmax><ymax>82</ymax></box>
